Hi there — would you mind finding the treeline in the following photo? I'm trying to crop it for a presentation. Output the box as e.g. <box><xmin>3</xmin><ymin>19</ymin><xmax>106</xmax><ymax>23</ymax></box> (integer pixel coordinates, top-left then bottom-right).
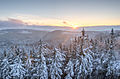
<box><xmin>0</xmin><ymin>29</ymin><xmax>120</xmax><ymax>79</ymax></box>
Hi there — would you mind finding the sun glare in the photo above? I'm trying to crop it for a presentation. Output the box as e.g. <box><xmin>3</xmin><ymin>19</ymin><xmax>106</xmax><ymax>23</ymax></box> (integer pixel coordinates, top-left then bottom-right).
<box><xmin>71</xmin><ymin>24</ymin><xmax>78</xmax><ymax>29</ymax></box>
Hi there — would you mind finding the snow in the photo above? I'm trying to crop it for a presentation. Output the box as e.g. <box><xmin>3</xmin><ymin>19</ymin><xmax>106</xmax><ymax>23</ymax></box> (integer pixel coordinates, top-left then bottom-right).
<box><xmin>49</xmin><ymin>48</ymin><xmax>65</xmax><ymax>79</ymax></box>
<box><xmin>107</xmin><ymin>61</ymin><xmax>120</xmax><ymax>76</ymax></box>
<box><xmin>19</xmin><ymin>30</ymin><xmax>32</xmax><ymax>34</ymax></box>
<box><xmin>10</xmin><ymin>56</ymin><xmax>26</xmax><ymax>79</ymax></box>
<box><xmin>65</xmin><ymin>58</ymin><xmax>74</xmax><ymax>79</ymax></box>
<box><xmin>0</xmin><ymin>28</ymin><xmax>120</xmax><ymax>79</ymax></box>
<box><xmin>0</xmin><ymin>58</ymin><xmax>11</xmax><ymax>79</ymax></box>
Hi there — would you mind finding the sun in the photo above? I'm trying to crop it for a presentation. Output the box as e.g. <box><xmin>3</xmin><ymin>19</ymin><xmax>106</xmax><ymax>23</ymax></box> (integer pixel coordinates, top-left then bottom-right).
<box><xmin>71</xmin><ymin>24</ymin><xmax>78</xmax><ymax>29</ymax></box>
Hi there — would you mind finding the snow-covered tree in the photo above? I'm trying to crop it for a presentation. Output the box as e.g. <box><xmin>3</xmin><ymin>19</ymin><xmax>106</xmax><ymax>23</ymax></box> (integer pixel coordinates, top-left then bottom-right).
<box><xmin>25</xmin><ymin>50</ymin><xmax>34</xmax><ymax>78</ymax></box>
<box><xmin>49</xmin><ymin>48</ymin><xmax>65</xmax><ymax>79</ymax></box>
<box><xmin>10</xmin><ymin>55</ymin><xmax>26</xmax><ymax>79</ymax></box>
<box><xmin>69</xmin><ymin>29</ymin><xmax>94</xmax><ymax>79</ymax></box>
<box><xmin>35</xmin><ymin>52</ymin><xmax>48</xmax><ymax>79</ymax></box>
<box><xmin>1</xmin><ymin>57</ymin><xmax>11</xmax><ymax>79</ymax></box>
<box><xmin>108</xmin><ymin>28</ymin><xmax>116</xmax><ymax>61</ymax></box>
<box><xmin>30</xmin><ymin>40</ymin><xmax>48</xmax><ymax>79</ymax></box>
<box><xmin>106</xmin><ymin>61</ymin><xmax>120</xmax><ymax>79</ymax></box>
<box><xmin>75</xmin><ymin>46</ymin><xmax>94</xmax><ymax>79</ymax></box>
<box><xmin>106</xmin><ymin>28</ymin><xmax>116</xmax><ymax>78</ymax></box>
<box><xmin>64</xmin><ymin>58</ymin><xmax>74</xmax><ymax>79</ymax></box>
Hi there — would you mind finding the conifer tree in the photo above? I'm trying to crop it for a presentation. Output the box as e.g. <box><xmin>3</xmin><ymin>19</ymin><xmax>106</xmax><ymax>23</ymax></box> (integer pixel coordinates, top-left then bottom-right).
<box><xmin>64</xmin><ymin>58</ymin><xmax>74</xmax><ymax>79</ymax></box>
<box><xmin>106</xmin><ymin>28</ymin><xmax>116</xmax><ymax>78</ymax></box>
<box><xmin>1</xmin><ymin>55</ymin><xmax>11</xmax><ymax>79</ymax></box>
<box><xmin>33</xmin><ymin>40</ymin><xmax>48</xmax><ymax>79</ymax></box>
<box><xmin>49</xmin><ymin>48</ymin><xmax>65</xmax><ymax>79</ymax></box>
<box><xmin>10</xmin><ymin>48</ymin><xmax>26</xmax><ymax>79</ymax></box>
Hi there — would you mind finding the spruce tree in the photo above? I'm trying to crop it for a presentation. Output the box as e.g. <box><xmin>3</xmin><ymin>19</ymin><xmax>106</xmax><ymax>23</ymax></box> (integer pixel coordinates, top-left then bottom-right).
<box><xmin>49</xmin><ymin>48</ymin><xmax>65</xmax><ymax>79</ymax></box>
<box><xmin>64</xmin><ymin>58</ymin><xmax>74</xmax><ymax>79</ymax></box>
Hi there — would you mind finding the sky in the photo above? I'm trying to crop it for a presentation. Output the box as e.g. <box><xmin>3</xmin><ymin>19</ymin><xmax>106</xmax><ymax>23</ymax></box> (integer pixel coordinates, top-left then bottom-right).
<box><xmin>0</xmin><ymin>0</ymin><xmax>120</xmax><ymax>27</ymax></box>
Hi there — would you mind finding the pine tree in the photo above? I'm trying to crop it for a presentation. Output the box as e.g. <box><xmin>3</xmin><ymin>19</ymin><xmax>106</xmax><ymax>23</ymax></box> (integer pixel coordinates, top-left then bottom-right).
<box><xmin>75</xmin><ymin>47</ymin><xmax>94</xmax><ymax>79</ymax></box>
<box><xmin>109</xmin><ymin>28</ymin><xmax>115</xmax><ymax>61</ymax></box>
<box><xmin>35</xmin><ymin>52</ymin><xmax>48</xmax><ymax>79</ymax></box>
<box><xmin>25</xmin><ymin>50</ymin><xmax>34</xmax><ymax>78</ymax></box>
<box><xmin>1</xmin><ymin>57</ymin><xmax>11</xmax><ymax>79</ymax></box>
<box><xmin>10</xmin><ymin>55</ymin><xmax>26</xmax><ymax>79</ymax></box>
<box><xmin>64</xmin><ymin>58</ymin><xmax>74</xmax><ymax>79</ymax></box>
<box><xmin>74</xmin><ymin>28</ymin><xmax>95</xmax><ymax>78</ymax></box>
<box><xmin>33</xmin><ymin>40</ymin><xmax>48</xmax><ymax>79</ymax></box>
<box><xmin>106</xmin><ymin>28</ymin><xmax>116</xmax><ymax>78</ymax></box>
<box><xmin>49</xmin><ymin>48</ymin><xmax>65</xmax><ymax>79</ymax></box>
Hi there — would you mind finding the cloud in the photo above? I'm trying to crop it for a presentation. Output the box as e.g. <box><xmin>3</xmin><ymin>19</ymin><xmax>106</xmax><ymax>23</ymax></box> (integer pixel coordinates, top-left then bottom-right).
<box><xmin>8</xmin><ymin>18</ymin><xmax>24</xmax><ymax>24</ymax></box>
<box><xmin>0</xmin><ymin>18</ymin><xmax>26</xmax><ymax>28</ymax></box>
<box><xmin>63</xmin><ymin>21</ymin><xmax>68</xmax><ymax>25</ymax></box>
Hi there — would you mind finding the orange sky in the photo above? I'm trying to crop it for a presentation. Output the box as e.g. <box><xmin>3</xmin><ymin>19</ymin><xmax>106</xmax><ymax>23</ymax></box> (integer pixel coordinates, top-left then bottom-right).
<box><xmin>5</xmin><ymin>14</ymin><xmax>119</xmax><ymax>28</ymax></box>
<box><xmin>0</xmin><ymin>0</ymin><xmax>120</xmax><ymax>28</ymax></box>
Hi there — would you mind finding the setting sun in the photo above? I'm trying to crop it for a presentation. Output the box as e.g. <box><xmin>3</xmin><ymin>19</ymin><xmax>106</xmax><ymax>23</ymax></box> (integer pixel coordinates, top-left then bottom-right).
<box><xmin>71</xmin><ymin>24</ymin><xmax>79</xmax><ymax>29</ymax></box>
